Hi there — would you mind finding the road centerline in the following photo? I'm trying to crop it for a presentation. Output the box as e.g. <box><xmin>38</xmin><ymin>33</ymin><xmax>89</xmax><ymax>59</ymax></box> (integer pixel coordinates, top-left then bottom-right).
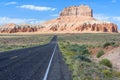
<box><xmin>43</xmin><ymin>43</ymin><xmax>57</xmax><ymax>80</ymax></box>
<box><xmin>9</xmin><ymin>56</ymin><xmax>18</xmax><ymax>60</ymax></box>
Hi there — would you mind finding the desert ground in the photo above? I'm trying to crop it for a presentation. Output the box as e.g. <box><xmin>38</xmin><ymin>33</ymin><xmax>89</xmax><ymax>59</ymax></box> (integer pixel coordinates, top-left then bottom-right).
<box><xmin>0</xmin><ymin>33</ymin><xmax>120</xmax><ymax>79</ymax></box>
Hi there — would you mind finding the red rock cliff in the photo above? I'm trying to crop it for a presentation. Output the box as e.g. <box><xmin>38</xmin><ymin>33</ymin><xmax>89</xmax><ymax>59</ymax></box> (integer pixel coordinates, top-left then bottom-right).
<box><xmin>0</xmin><ymin>23</ymin><xmax>37</xmax><ymax>33</ymax></box>
<box><xmin>60</xmin><ymin>5</ymin><xmax>93</xmax><ymax>17</ymax></box>
<box><xmin>0</xmin><ymin>5</ymin><xmax>118</xmax><ymax>33</ymax></box>
<box><xmin>40</xmin><ymin>5</ymin><xmax>118</xmax><ymax>33</ymax></box>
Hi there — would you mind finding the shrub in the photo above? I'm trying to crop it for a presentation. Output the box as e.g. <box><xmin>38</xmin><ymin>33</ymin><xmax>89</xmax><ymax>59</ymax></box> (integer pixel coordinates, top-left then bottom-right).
<box><xmin>112</xmin><ymin>71</ymin><xmax>120</xmax><ymax>78</ymax></box>
<box><xmin>102</xmin><ymin>70</ymin><xmax>112</xmax><ymax>78</ymax></box>
<box><xmin>6</xmin><ymin>47</ymin><xmax>12</xmax><ymax>49</ymax></box>
<box><xmin>75</xmin><ymin>55</ymin><xmax>91</xmax><ymax>62</ymax></box>
<box><xmin>99</xmin><ymin>59</ymin><xmax>112</xmax><ymax>68</ymax></box>
<box><xmin>103</xmin><ymin>42</ymin><xmax>115</xmax><ymax>48</ymax></box>
<box><xmin>68</xmin><ymin>44</ymin><xmax>90</xmax><ymax>55</ymax></box>
<box><xmin>96</xmin><ymin>50</ymin><xmax>105</xmax><ymax>58</ymax></box>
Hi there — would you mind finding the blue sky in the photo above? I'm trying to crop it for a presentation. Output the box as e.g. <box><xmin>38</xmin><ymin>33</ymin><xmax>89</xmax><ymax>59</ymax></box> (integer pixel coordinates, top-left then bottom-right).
<box><xmin>0</xmin><ymin>0</ymin><xmax>120</xmax><ymax>29</ymax></box>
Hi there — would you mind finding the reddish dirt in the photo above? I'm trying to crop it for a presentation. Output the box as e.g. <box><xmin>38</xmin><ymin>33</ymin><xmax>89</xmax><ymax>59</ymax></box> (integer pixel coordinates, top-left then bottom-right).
<box><xmin>89</xmin><ymin>46</ymin><xmax>120</xmax><ymax>71</ymax></box>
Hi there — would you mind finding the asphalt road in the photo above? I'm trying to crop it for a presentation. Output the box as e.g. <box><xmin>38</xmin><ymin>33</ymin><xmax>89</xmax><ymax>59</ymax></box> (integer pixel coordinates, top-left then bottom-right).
<box><xmin>0</xmin><ymin>36</ymin><xmax>72</xmax><ymax>80</ymax></box>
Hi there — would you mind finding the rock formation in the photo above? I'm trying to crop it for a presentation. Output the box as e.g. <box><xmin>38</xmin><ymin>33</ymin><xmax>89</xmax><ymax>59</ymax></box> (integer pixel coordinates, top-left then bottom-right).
<box><xmin>0</xmin><ymin>23</ymin><xmax>38</xmax><ymax>33</ymax></box>
<box><xmin>0</xmin><ymin>5</ymin><xmax>118</xmax><ymax>33</ymax></box>
<box><xmin>40</xmin><ymin>5</ymin><xmax>118</xmax><ymax>33</ymax></box>
<box><xmin>60</xmin><ymin>5</ymin><xmax>93</xmax><ymax>17</ymax></box>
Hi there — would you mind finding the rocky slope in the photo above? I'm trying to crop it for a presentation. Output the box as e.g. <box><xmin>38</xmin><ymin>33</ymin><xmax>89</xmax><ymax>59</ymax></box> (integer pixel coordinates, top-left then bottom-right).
<box><xmin>0</xmin><ymin>23</ymin><xmax>38</xmax><ymax>33</ymax></box>
<box><xmin>40</xmin><ymin>5</ymin><xmax>118</xmax><ymax>33</ymax></box>
<box><xmin>0</xmin><ymin>5</ymin><xmax>118</xmax><ymax>33</ymax></box>
<box><xmin>40</xmin><ymin>17</ymin><xmax>118</xmax><ymax>33</ymax></box>
<box><xmin>100</xmin><ymin>46</ymin><xmax>120</xmax><ymax>71</ymax></box>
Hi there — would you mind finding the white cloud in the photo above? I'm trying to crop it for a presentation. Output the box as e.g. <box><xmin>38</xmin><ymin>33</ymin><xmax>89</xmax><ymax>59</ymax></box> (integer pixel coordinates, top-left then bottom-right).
<box><xmin>94</xmin><ymin>14</ymin><xmax>120</xmax><ymax>28</ymax></box>
<box><xmin>94</xmin><ymin>14</ymin><xmax>120</xmax><ymax>23</ymax></box>
<box><xmin>94</xmin><ymin>14</ymin><xmax>110</xmax><ymax>21</ymax></box>
<box><xmin>113</xmin><ymin>16</ymin><xmax>120</xmax><ymax>21</ymax></box>
<box><xmin>112</xmin><ymin>0</ymin><xmax>117</xmax><ymax>3</ymax></box>
<box><xmin>0</xmin><ymin>17</ymin><xmax>44</xmax><ymax>25</ymax></box>
<box><xmin>112</xmin><ymin>16</ymin><xmax>120</xmax><ymax>27</ymax></box>
<box><xmin>5</xmin><ymin>2</ymin><xmax>17</xmax><ymax>5</ymax></box>
<box><xmin>18</xmin><ymin>5</ymin><xmax>56</xmax><ymax>11</ymax></box>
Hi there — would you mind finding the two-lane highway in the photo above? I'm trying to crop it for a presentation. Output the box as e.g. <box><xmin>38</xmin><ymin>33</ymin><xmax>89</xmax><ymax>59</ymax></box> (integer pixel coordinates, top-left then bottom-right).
<box><xmin>0</xmin><ymin>36</ymin><xmax>72</xmax><ymax>80</ymax></box>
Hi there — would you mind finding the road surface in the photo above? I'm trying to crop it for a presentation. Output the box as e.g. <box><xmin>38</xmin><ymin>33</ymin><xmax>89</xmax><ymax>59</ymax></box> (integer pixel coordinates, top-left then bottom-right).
<box><xmin>0</xmin><ymin>36</ymin><xmax>72</xmax><ymax>80</ymax></box>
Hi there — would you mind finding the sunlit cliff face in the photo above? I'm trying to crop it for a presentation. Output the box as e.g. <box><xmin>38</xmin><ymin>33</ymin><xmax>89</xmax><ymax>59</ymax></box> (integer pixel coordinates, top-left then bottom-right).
<box><xmin>0</xmin><ymin>5</ymin><xmax>118</xmax><ymax>33</ymax></box>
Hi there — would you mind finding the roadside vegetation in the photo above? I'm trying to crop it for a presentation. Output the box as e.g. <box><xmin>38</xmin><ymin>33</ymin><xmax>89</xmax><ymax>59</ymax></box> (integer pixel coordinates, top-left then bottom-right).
<box><xmin>99</xmin><ymin>58</ymin><xmax>112</xmax><ymax>68</ymax></box>
<box><xmin>59</xmin><ymin>42</ymin><xmax>120</xmax><ymax>80</ymax></box>
<box><xmin>58</xmin><ymin>33</ymin><xmax>120</xmax><ymax>47</ymax></box>
<box><xmin>58</xmin><ymin>33</ymin><xmax>120</xmax><ymax>80</ymax></box>
<box><xmin>0</xmin><ymin>33</ymin><xmax>120</xmax><ymax>79</ymax></box>
<box><xmin>96</xmin><ymin>50</ymin><xmax>104</xmax><ymax>58</ymax></box>
<box><xmin>0</xmin><ymin>34</ymin><xmax>52</xmax><ymax>52</ymax></box>
<box><xmin>103</xmin><ymin>41</ymin><xmax>119</xmax><ymax>48</ymax></box>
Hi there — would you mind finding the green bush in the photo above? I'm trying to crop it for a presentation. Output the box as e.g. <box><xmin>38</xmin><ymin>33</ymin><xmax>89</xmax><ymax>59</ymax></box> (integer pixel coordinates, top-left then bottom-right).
<box><xmin>75</xmin><ymin>55</ymin><xmax>91</xmax><ymax>62</ymax></box>
<box><xmin>6</xmin><ymin>47</ymin><xmax>12</xmax><ymax>49</ymax></box>
<box><xmin>99</xmin><ymin>59</ymin><xmax>112</xmax><ymax>68</ymax></box>
<box><xmin>68</xmin><ymin>44</ymin><xmax>90</xmax><ymax>55</ymax></box>
<box><xmin>102</xmin><ymin>70</ymin><xmax>112</xmax><ymax>78</ymax></box>
<box><xmin>103</xmin><ymin>42</ymin><xmax>115</xmax><ymax>48</ymax></box>
<box><xmin>97</xmin><ymin>50</ymin><xmax>105</xmax><ymax>58</ymax></box>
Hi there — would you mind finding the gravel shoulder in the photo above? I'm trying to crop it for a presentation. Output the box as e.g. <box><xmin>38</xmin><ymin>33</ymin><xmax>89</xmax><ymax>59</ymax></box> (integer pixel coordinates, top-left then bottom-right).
<box><xmin>48</xmin><ymin>44</ymin><xmax>72</xmax><ymax>80</ymax></box>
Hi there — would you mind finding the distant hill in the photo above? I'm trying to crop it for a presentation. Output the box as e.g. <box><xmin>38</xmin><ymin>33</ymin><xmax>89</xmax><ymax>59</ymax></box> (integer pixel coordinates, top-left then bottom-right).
<box><xmin>0</xmin><ymin>5</ymin><xmax>118</xmax><ymax>33</ymax></box>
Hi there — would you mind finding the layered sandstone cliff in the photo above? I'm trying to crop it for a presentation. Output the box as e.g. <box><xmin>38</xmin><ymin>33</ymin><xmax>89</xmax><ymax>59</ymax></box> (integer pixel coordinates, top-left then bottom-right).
<box><xmin>0</xmin><ymin>23</ymin><xmax>38</xmax><ymax>33</ymax></box>
<box><xmin>40</xmin><ymin>20</ymin><xmax>118</xmax><ymax>33</ymax></box>
<box><xmin>0</xmin><ymin>5</ymin><xmax>118</xmax><ymax>33</ymax></box>
<box><xmin>39</xmin><ymin>5</ymin><xmax>118</xmax><ymax>33</ymax></box>
<box><xmin>60</xmin><ymin>5</ymin><xmax>93</xmax><ymax>17</ymax></box>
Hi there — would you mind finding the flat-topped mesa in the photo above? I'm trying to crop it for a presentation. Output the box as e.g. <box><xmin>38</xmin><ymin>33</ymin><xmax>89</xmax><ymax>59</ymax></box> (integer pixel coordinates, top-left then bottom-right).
<box><xmin>60</xmin><ymin>5</ymin><xmax>93</xmax><ymax>17</ymax></box>
<box><xmin>0</xmin><ymin>4</ymin><xmax>118</xmax><ymax>33</ymax></box>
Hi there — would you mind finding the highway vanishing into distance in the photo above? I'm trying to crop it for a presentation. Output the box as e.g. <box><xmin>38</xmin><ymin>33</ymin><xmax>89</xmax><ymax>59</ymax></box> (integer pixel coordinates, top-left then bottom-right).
<box><xmin>0</xmin><ymin>36</ymin><xmax>72</xmax><ymax>80</ymax></box>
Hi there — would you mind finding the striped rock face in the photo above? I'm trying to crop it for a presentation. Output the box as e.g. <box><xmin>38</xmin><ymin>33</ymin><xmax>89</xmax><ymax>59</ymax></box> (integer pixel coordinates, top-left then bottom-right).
<box><xmin>0</xmin><ymin>5</ymin><xmax>118</xmax><ymax>33</ymax></box>
<box><xmin>60</xmin><ymin>5</ymin><xmax>93</xmax><ymax>17</ymax></box>
<box><xmin>0</xmin><ymin>23</ymin><xmax>38</xmax><ymax>33</ymax></box>
<box><xmin>40</xmin><ymin>5</ymin><xmax>118</xmax><ymax>33</ymax></box>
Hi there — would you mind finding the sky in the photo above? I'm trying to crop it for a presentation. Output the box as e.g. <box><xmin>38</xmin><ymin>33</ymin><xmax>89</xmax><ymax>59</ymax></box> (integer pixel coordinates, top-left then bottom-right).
<box><xmin>0</xmin><ymin>0</ymin><xmax>120</xmax><ymax>29</ymax></box>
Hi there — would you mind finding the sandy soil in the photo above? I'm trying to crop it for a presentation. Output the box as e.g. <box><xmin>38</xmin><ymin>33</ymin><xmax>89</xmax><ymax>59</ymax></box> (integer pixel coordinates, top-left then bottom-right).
<box><xmin>91</xmin><ymin>46</ymin><xmax>120</xmax><ymax>71</ymax></box>
<box><xmin>100</xmin><ymin>46</ymin><xmax>120</xmax><ymax>71</ymax></box>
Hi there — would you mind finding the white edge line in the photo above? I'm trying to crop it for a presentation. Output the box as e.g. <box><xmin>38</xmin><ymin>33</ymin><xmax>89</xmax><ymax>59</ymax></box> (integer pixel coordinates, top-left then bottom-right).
<box><xmin>43</xmin><ymin>44</ymin><xmax>57</xmax><ymax>80</ymax></box>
